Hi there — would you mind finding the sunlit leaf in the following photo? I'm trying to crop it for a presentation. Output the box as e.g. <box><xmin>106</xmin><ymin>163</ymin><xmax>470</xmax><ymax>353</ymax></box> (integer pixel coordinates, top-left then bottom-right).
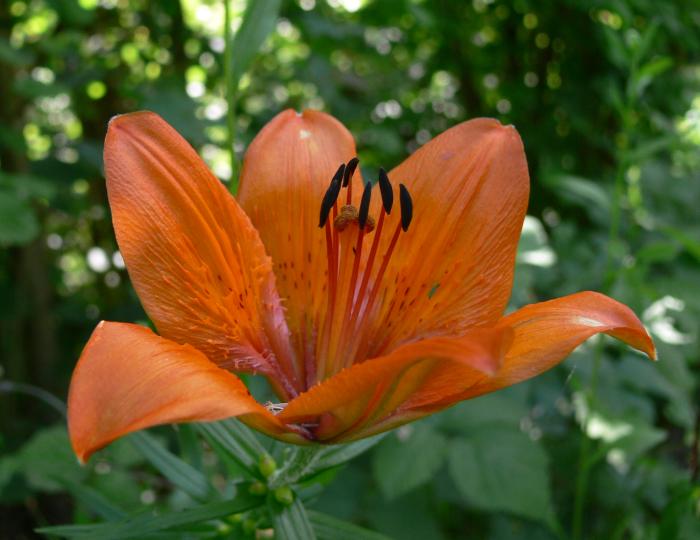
<box><xmin>228</xmin><ymin>0</ymin><xmax>282</xmax><ymax>92</ymax></box>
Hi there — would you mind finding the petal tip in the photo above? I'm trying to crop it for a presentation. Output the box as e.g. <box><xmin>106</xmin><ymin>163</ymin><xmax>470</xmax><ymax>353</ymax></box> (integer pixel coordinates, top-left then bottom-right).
<box><xmin>644</xmin><ymin>336</ymin><xmax>658</xmax><ymax>361</ymax></box>
<box><xmin>107</xmin><ymin>110</ymin><xmax>160</xmax><ymax>132</ymax></box>
<box><xmin>74</xmin><ymin>448</ymin><xmax>89</xmax><ymax>465</ymax></box>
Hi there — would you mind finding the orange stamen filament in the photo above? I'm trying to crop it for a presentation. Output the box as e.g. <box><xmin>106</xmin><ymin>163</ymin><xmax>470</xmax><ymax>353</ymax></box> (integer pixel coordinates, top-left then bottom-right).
<box><xmin>348</xmin><ymin>222</ymin><xmax>402</xmax><ymax>365</ymax></box>
<box><xmin>319</xmin><ymin>208</ymin><xmax>339</xmax><ymax>381</ymax></box>
<box><xmin>332</xmin><ymin>224</ymin><xmax>366</xmax><ymax>373</ymax></box>
<box><xmin>350</xmin><ymin>207</ymin><xmax>385</xmax><ymax>325</ymax></box>
<box><xmin>316</xmin><ymin>162</ymin><xmax>410</xmax><ymax>383</ymax></box>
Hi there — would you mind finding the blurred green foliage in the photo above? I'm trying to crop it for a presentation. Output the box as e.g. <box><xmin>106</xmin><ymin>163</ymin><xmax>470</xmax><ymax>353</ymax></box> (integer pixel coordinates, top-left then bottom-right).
<box><xmin>1</xmin><ymin>0</ymin><xmax>699</xmax><ymax>538</ymax></box>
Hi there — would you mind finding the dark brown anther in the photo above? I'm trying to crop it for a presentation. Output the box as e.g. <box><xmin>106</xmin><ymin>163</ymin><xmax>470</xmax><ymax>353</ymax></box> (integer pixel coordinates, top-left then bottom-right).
<box><xmin>358</xmin><ymin>181</ymin><xmax>372</xmax><ymax>229</ymax></box>
<box><xmin>378</xmin><ymin>168</ymin><xmax>393</xmax><ymax>214</ymax></box>
<box><xmin>399</xmin><ymin>183</ymin><xmax>413</xmax><ymax>232</ymax></box>
<box><xmin>318</xmin><ymin>164</ymin><xmax>346</xmax><ymax>227</ymax></box>
<box><xmin>343</xmin><ymin>157</ymin><xmax>359</xmax><ymax>187</ymax></box>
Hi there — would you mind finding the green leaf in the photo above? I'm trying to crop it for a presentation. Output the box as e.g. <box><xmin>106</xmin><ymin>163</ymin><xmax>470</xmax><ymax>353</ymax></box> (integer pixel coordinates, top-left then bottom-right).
<box><xmin>273</xmin><ymin>434</ymin><xmax>386</xmax><ymax>486</ymax></box>
<box><xmin>372</xmin><ymin>425</ymin><xmax>446</xmax><ymax>500</ymax></box>
<box><xmin>0</xmin><ymin>38</ymin><xmax>35</xmax><ymax>66</ymax></box>
<box><xmin>0</xmin><ymin>171</ymin><xmax>56</xmax><ymax>200</ymax></box>
<box><xmin>0</xmin><ymin>191</ymin><xmax>40</xmax><ymax>246</ymax></box>
<box><xmin>439</xmin><ymin>389</ymin><xmax>528</xmax><ymax>434</ymax></box>
<box><xmin>545</xmin><ymin>174</ymin><xmax>610</xmax><ymax>224</ymax></box>
<box><xmin>0</xmin><ymin>455</ymin><xmax>20</xmax><ymax>499</ymax></box>
<box><xmin>661</xmin><ymin>225</ymin><xmax>700</xmax><ymax>264</ymax></box>
<box><xmin>15</xmin><ymin>425</ymin><xmax>85</xmax><ymax>492</ymax></box>
<box><xmin>311</xmin><ymin>434</ymin><xmax>386</xmax><ymax>472</ymax></box>
<box><xmin>36</xmin><ymin>491</ymin><xmax>264</xmax><ymax>539</ymax></box>
<box><xmin>309</xmin><ymin>510</ymin><xmax>390</xmax><ymax>540</ymax></box>
<box><xmin>636</xmin><ymin>241</ymin><xmax>681</xmax><ymax>265</ymax></box>
<box><xmin>129</xmin><ymin>431</ymin><xmax>211</xmax><ymax>500</ymax></box>
<box><xmin>268</xmin><ymin>433</ymin><xmax>386</xmax><ymax>487</ymax></box>
<box><xmin>175</xmin><ymin>424</ymin><xmax>203</xmax><ymax>471</ymax></box>
<box><xmin>365</xmin><ymin>489</ymin><xmax>445</xmax><ymax>540</ymax></box>
<box><xmin>448</xmin><ymin>427</ymin><xmax>555</xmax><ymax>528</ymax></box>
<box><xmin>195</xmin><ymin>419</ymin><xmax>262</xmax><ymax>473</ymax></box>
<box><xmin>228</xmin><ymin>0</ymin><xmax>282</xmax><ymax>92</ymax></box>
<box><xmin>625</xmin><ymin>134</ymin><xmax>677</xmax><ymax>162</ymax></box>
<box><xmin>57</xmin><ymin>478</ymin><xmax>126</xmax><ymax>521</ymax></box>
<box><xmin>604</xmin><ymin>422</ymin><xmax>666</xmax><ymax>463</ymax></box>
<box><xmin>272</xmin><ymin>497</ymin><xmax>317</xmax><ymax>540</ymax></box>
<box><xmin>631</xmin><ymin>56</ymin><xmax>672</xmax><ymax>97</ymax></box>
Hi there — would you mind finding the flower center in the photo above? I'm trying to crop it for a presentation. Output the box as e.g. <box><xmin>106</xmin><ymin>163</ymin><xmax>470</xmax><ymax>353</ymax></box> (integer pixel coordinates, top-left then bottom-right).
<box><xmin>313</xmin><ymin>159</ymin><xmax>413</xmax><ymax>383</ymax></box>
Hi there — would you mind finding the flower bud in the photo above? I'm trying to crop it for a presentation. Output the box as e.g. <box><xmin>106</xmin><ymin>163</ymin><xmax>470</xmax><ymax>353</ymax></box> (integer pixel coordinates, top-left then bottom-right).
<box><xmin>258</xmin><ymin>454</ymin><xmax>277</xmax><ymax>478</ymax></box>
<box><xmin>248</xmin><ymin>481</ymin><xmax>267</xmax><ymax>496</ymax></box>
<box><xmin>273</xmin><ymin>486</ymin><xmax>294</xmax><ymax>506</ymax></box>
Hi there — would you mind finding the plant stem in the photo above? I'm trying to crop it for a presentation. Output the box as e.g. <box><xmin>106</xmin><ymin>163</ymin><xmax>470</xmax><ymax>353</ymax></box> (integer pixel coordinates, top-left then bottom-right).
<box><xmin>572</xmin><ymin>68</ymin><xmax>636</xmax><ymax>540</ymax></box>
<box><xmin>223</xmin><ymin>0</ymin><xmax>239</xmax><ymax>192</ymax></box>
<box><xmin>571</xmin><ymin>342</ymin><xmax>603</xmax><ymax>540</ymax></box>
<box><xmin>0</xmin><ymin>380</ymin><xmax>67</xmax><ymax>417</ymax></box>
<box><xmin>603</xmin><ymin>156</ymin><xmax>628</xmax><ymax>291</ymax></box>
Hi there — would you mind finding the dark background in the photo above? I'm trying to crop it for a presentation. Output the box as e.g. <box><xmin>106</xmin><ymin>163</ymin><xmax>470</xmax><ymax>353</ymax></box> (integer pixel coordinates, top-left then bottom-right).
<box><xmin>1</xmin><ymin>0</ymin><xmax>699</xmax><ymax>538</ymax></box>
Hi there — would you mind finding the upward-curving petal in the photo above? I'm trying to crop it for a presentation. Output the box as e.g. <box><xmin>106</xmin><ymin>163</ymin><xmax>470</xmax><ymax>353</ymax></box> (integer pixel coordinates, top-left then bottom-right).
<box><xmin>68</xmin><ymin>322</ymin><xmax>298</xmax><ymax>463</ymax></box>
<box><xmin>398</xmin><ymin>291</ymin><xmax>656</xmax><ymax>414</ymax></box>
<box><xmin>237</xmin><ymin>110</ymin><xmax>359</xmax><ymax>383</ymax></box>
<box><xmin>104</xmin><ymin>112</ymin><xmax>299</xmax><ymax>398</ymax></box>
<box><xmin>359</xmin><ymin>119</ymin><xmax>529</xmax><ymax>360</ymax></box>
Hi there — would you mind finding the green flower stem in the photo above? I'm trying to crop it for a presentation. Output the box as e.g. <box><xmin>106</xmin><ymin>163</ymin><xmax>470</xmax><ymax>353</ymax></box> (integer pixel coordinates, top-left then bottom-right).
<box><xmin>572</xmin><ymin>59</ymin><xmax>638</xmax><ymax>540</ymax></box>
<box><xmin>0</xmin><ymin>380</ymin><xmax>66</xmax><ymax>417</ymax></box>
<box><xmin>267</xmin><ymin>446</ymin><xmax>325</xmax><ymax>490</ymax></box>
<box><xmin>571</xmin><ymin>342</ymin><xmax>603</xmax><ymax>540</ymax></box>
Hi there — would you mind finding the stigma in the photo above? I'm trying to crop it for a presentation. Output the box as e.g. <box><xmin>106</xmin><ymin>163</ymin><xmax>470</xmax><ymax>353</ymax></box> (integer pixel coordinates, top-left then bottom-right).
<box><xmin>315</xmin><ymin>158</ymin><xmax>413</xmax><ymax>382</ymax></box>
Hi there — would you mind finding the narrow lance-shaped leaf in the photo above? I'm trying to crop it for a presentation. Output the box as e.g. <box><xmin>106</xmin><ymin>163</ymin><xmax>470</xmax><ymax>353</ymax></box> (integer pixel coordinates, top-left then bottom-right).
<box><xmin>57</xmin><ymin>477</ymin><xmax>127</xmax><ymax>522</ymax></box>
<box><xmin>308</xmin><ymin>511</ymin><xmax>390</xmax><ymax>540</ymax></box>
<box><xmin>129</xmin><ymin>431</ymin><xmax>211</xmax><ymax>500</ymax></box>
<box><xmin>308</xmin><ymin>434</ymin><xmax>386</xmax><ymax>474</ymax></box>
<box><xmin>228</xmin><ymin>0</ymin><xmax>282</xmax><ymax>92</ymax></box>
<box><xmin>36</xmin><ymin>491</ymin><xmax>264</xmax><ymax>539</ymax></box>
<box><xmin>195</xmin><ymin>419</ymin><xmax>264</xmax><ymax>473</ymax></box>
<box><xmin>271</xmin><ymin>497</ymin><xmax>317</xmax><ymax>540</ymax></box>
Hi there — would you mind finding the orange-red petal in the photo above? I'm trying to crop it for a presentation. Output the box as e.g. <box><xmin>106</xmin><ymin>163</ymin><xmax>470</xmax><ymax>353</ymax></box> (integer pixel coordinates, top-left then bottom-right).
<box><xmin>104</xmin><ymin>112</ymin><xmax>298</xmax><ymax>397</ymax></box>
<box><xmin>279</xmin><ymin>327</ymin><xmax>512</xmax><ymax>442</ymax></box>
<box><xmin>237</xmin><ymin>110</ymin><xmax>359</xmax><ymax>382</ymax></box>
<box><xmin>359</xmin><ymin>119</ymin><xmax>529</xmax><ymax>360</ymax></box>
<box><xmin>403</xmin><ymin>291</ymin><xmax>656</xmax><ymax>413</ymax></box>
<box><xmin>68</xmin><ymin>322</ymin><xmax>297</xmax><ymax>463</ymax></box>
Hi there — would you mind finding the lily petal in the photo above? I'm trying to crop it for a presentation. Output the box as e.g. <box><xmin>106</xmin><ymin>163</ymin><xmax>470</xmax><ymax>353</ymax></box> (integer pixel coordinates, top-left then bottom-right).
<box><xmin>279</xmin><ymin>327</ymin><xmax>512</xmax><ymax>442</ymax></box>
<box><xmin>237</xmin><ymin>110</ymin><xmax>359</xmax><ymax>382</ymax></box>
<box><xmin>401</xmin><ymin>291</ymin><xmax>656</xmax><ymax>414</ymax></box>
<box><xmin>361</xmin><ymin>119</ymin><xmax>529</xmax><ymax>359</ymax></box>
<box><xmin>68</xmin><ymin>322</ymin><xmax>294</xmax><ymax>463</ymax></box>
<box><xmin>105</xmin><ymin>112</ymin><xmax>298</xmax><ymax>397</ymax></box>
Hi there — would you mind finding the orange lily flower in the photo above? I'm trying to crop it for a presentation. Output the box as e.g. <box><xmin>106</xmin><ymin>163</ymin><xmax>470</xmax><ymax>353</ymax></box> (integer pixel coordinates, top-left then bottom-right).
<box><xmin>68</xmin><ymin>110</ymin><xmax>656</xmax><ymax>463</ymax></box>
